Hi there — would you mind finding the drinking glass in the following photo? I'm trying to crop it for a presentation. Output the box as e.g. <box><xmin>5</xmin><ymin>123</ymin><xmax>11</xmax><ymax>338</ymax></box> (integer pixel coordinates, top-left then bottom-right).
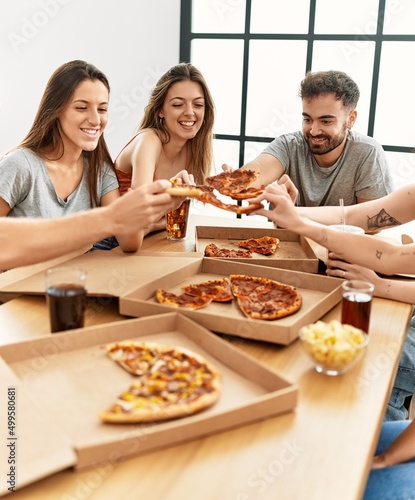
<box><xmin>45</xmin><ymin>267</ymin><xmax>87</xmax><ymax>333</ymax></box>
<box><xmin>166</xmin><ymin>198</ymin><xmax>190</xmax><ymax>240</ymax></box>
<box><xmin>341</xmin><ymin>279</ymin><xmax>374</xmax><ymax>333</ymax></box>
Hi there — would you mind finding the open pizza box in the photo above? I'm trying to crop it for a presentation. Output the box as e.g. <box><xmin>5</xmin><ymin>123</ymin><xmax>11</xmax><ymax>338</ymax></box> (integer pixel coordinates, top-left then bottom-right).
<box><xmin>120</xmin><ymin>258</ymin><xmax>343</xmax><ymax>345</ymax></box>
<box><xmin>0</xmin><ymin>251</ymin><xmax>201</xmax><ymax>298</ymax></box>
<box><xmin>195</xmin><ymin>226</ymin><xmax>319</xmax><ymax>273</ymax></box>
<box><xmin>0</xmin><ymin>313</ymin><xmax>297</xmax><ymax>495</ymax></box>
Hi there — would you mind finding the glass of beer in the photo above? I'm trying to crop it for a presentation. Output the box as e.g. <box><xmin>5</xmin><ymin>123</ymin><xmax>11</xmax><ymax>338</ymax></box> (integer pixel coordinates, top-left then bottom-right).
<box><xmin>341</xmin><ymin>280</ymin><xmax>374</xmax><ymax>333</ymax></box>
<box><xmin>45</xmin><ymin>267</ymin><xmax>87</xmax><ymax>333</ymax></box>
<box><xmin>166</xmin><ymin>198</ymin><xmax>190</xmax><ymax>240</ymax></box>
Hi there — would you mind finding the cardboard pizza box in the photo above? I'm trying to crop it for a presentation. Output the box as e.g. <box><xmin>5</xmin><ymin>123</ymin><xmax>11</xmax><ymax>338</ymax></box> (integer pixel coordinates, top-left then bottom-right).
<box><xmin>0</xmin><ymin>252</ymin><xmax>200</xmax><ymax>298</ymax></box>
<box><xmin>195</xmin><ymin>226</ymin><xmax>319</xmax><ymax>273</ymax></box>
<box><xmin>120</xmin><ymin>258</ymin><xmax>343</xmax><ymax>345</ymax></box>
<box><xmin>0</xmin><ymin>313</ymin><xmax>297</xmax><ymax>493</ymax></box>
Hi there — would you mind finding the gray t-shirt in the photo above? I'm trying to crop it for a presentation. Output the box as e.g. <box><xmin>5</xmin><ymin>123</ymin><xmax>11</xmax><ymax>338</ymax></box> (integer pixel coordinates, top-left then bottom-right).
<box><xmin>263</xmin><ymin>130</ymin><xmax>394</xmax><ymax>206</ymax></box>
<box><xmin>0</xmin><ymin>148</ymin><xmax>119</xmax><ymax>218</ymax></box>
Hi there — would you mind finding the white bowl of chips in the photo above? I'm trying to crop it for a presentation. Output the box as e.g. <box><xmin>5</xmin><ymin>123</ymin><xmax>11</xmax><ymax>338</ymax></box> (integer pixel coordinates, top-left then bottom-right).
<box><xmin>299</xmin><ymin>320</ymin><xmax>369</xmax><ymax>376</ymax></box>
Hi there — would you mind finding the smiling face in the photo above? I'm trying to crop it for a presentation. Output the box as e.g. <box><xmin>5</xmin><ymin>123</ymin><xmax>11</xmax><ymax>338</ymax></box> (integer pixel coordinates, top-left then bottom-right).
<box><xmin>58</xmin><ymin>79</ymin><xmax>109</xmax><ymax>154</ymax></box>
<box><xmin>159</xmin><ymin>80</ymin><xmax>205</xmax><ymax>142</ymax></box>
<box><xmin>302</xmin><ymin>93</ymin><xmax>356</xmax><ymax>161</ymax></box>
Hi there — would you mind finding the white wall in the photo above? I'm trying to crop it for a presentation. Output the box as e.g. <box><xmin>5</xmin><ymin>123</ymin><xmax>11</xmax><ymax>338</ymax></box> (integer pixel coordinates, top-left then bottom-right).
<box><xmin>0</xmin><ymin>0</ymin><xmax>181</xmax><ymax>157</ymax></box>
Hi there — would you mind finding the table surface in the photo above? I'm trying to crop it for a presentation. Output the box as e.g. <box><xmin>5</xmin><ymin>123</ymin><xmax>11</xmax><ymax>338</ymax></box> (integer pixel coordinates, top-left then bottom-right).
<box><xmin>0</xmin><ymin>215</ymin><xmax>412</xmax><ymax>500</ymax></box>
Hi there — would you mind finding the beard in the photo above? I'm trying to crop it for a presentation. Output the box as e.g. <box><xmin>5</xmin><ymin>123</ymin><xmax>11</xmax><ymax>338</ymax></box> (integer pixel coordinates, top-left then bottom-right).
<box><xmin>305</xmin><ymin>122</ymin><xmax>348</xmax><ymax>155</ymax></box>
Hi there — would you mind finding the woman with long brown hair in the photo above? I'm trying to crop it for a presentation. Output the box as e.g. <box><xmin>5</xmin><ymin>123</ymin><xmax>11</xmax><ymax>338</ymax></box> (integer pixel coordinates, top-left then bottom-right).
<box><xmin>0</xmin><ymin>60</ymin><xmax>143</xmax><ymax>251</ymax></box>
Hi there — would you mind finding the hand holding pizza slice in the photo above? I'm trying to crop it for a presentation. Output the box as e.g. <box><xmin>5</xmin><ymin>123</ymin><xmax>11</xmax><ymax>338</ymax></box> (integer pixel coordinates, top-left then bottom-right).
<box><xmin>165</xmin><ymin>170</ymin><xmax>264</xmax><ymax>215</ymax></box>
<box><xmin>204</xmin><ymin>169</ymin><xmax>261</xmax><ymax>197</ymax></box>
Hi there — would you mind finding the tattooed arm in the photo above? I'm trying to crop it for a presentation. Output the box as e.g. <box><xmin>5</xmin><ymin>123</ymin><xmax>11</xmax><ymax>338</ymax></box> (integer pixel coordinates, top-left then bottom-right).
<box><xmin>250</xmin><ymin>183</ymin><xmax>415</xmax><ymax>276</ymax></box>
<box><xmin>325</xmin><ymin>256</ymin><xmax>415</xmax><ymax>303</ymax></box>
<box><xmin>294</xmin><ymin>184</ymin><xmax>415</xmax><ymax>231</ymax></box>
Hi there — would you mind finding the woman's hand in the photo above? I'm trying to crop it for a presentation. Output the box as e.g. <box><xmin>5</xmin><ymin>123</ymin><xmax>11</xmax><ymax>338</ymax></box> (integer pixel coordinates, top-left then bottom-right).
<box><xmin>277</xmin><ymin>174</ymin><xmax>298</xmax><ymax>204</ymax></box>
<box><xmin>221</xmin><ymin>163</ymin><xmax>234</xmax><ymax>173</ymax></box>
<box><xmin>170</xmin><ymin>170</ymin><xmax>195</xmax><ymax>186</ymax></box>
<box><xmin>249</xmin><ymin>183</ymin><xmax>301</xmax><ymax>229</ymax></box>
<box><xmin>326</xmin><ymin>252</ymin><xmax>381</xmax><ymax>285</ymax></box>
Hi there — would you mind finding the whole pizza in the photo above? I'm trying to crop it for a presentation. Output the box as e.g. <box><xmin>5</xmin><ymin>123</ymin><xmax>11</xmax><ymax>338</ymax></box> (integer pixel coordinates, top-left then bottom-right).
<box><xmin>100</xmin><ymin>341</ymin><xmax>222</xmax><ymax>423</ymax></box>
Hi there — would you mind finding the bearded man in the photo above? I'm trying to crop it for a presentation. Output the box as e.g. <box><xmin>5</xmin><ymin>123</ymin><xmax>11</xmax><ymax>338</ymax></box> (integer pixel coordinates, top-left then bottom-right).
<box><xmin>226</xmin><ymin>70</ymin><xmax>393</xmax><ymax>206</ymax></box>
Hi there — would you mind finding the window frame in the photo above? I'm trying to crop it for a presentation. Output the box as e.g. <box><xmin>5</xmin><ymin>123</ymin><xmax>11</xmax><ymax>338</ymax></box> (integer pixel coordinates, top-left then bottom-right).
<box><xmin>180</xmin><ymin>0</ymin><xmax>415</xmax><ymax>167</ymax></box>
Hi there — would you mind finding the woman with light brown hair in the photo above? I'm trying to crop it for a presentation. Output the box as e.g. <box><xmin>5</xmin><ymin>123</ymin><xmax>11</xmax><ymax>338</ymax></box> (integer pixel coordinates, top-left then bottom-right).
<box><xmin>116</xmin><ymin>62</ymin><xmax>215</xmax><ymax>189</ymax></box>
<box><xmin>112</xmin><ymin>62</ymin><xmax>215</xmax><ymax>244</ymax></box>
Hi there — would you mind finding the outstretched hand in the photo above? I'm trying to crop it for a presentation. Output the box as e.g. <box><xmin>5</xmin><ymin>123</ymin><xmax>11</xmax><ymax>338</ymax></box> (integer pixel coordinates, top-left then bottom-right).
<box><xmin>248</xmin><ymin>182</ymin><xmax>301</xmax><ymax>229</ymax></box>
<box><xmin>278</xmin><ymin>174</ymin><xmax>298</xmax><ymax>204</ymax></box>
<box><xmin>119</xmin><ymin>179</ymin><xmax>177</xmax><ymax>232</ymax></box>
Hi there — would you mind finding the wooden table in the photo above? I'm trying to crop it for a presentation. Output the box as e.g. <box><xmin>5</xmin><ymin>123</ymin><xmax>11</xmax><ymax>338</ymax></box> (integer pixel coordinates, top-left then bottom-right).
<box><xmin>0</xmin><ymin>215</ymin><xmax>412</xmax><ymax>500</ymax></box>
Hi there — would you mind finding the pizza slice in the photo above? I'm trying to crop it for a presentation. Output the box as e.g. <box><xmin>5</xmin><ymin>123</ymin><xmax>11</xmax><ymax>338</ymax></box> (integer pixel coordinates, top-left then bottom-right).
<box><xmin>238</xmin><ymin>236</ymin><xmax>279</xmax><ymax>255</ymax></box>
<box><xmin>165</xmin><ymin>183</ymin><xmax>262</xmax><ymax>215</ymax></box>
<box><xmin>204</xmin><ymin>243</ymin><xmax>252</xmax><ymax>259</ymax></box>
<box><xmin>229</xmin><ymin>186</ymin><xmax>265</xmax><ymax>200</ymax></box>
<box><xmin>181</xmin><ymin>278</ymin><xmax>234</xmax><ymax>302</ymax></box>
<box><xmin>156</xmin><ymin>289</ymin><xmax>212</xmax><ymax>309</ymax></box>
<box><xmin>106</xmin><ymin>341</ymin><xmax>160</xmax><ymax>376</ymax></box>
<box><xmin>100</xmin><ymin>342</ymin><xmax>222</xmax><ymax>423</ymax></box>
<box><xmin>229</xmin><ymin>274</ymin><xmax>302</xmax><ymax>320</ymax></box>
<box><xmin>205</xmin><ymin>169</ymin><xmax>260</xmax><ymax>196</ymax></box>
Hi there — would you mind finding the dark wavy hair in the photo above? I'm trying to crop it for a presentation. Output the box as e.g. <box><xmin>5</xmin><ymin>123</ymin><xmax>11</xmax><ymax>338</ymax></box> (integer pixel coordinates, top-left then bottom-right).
<box><xmin>19</xmin><ymin>60</ymin><xmax>114</xmax><ymax>207</ymax></box>
<box><xmin>139</xmin><ymin>62</ymin><xmax>215</xmax><ymax>185</ymax></box>
<box><xmin>299</xmin><ymin>70</ymin><xmax>360</xmax><ymax>110</ymax></box>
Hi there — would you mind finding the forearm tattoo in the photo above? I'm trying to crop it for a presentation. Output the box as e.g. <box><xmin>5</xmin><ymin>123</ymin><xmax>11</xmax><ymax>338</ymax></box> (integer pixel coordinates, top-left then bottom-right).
<box><xmin>367</xmin><ymin>209</ymin><xmax>400</xmax><ymax>230</ymax></box>
<box><xmin>377</xmin><ymin>247</ymin><xmax>415</xmax><ymax>261</ymax></box>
